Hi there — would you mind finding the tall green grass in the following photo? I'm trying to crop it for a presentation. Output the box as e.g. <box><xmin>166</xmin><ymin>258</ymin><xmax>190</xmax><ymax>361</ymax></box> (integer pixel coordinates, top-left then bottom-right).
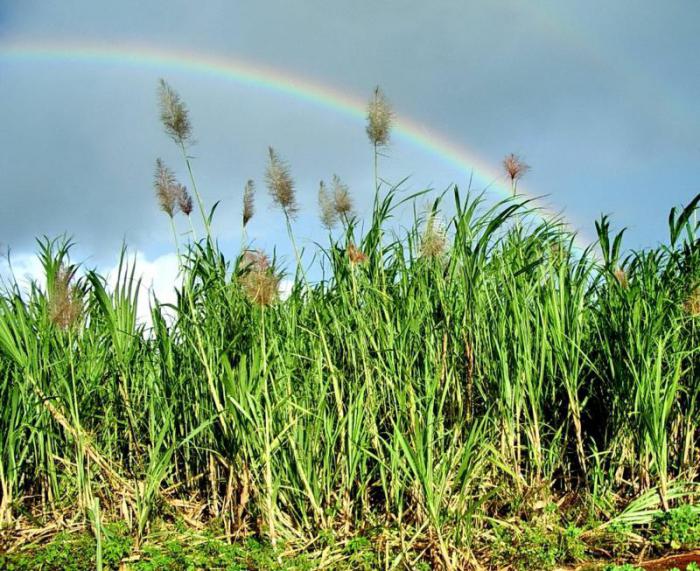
<box><xmin>0</xmin><ymin>82</ymin><xmax>698</xmax><ymax>569</ymax></box>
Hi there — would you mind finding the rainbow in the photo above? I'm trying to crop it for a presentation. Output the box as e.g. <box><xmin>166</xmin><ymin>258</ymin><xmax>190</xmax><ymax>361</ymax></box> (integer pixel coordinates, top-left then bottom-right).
<box><xmin>0</xmin><ymin>40</ymin><xmax>591</xmax><ymax>248</ymax></box>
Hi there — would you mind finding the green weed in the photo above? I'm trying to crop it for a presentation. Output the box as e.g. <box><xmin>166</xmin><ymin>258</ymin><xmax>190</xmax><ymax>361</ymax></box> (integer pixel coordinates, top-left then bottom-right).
<box><xmin>651</xmin><ymin>505</ymin><xmax>700</xmax><ymax>551</ymax></box>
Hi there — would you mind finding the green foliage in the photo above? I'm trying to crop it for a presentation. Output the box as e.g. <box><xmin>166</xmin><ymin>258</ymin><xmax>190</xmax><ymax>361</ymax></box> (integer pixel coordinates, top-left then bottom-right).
<box><xmin>0</xmin><ymin>80</ymin><xmax>699</xmax><ymax>570</ymax></box>
<box><xmin>342</xmin><ymin>536</ymin><xmax>378</xmax><ymax>569</ymax></box>
<box><xmin>135</xmin><ymin>536</ymin><xmax>246</xmax><ymax>571</ymax></box>
<box><xmin>596</xmin><ymin>521</ymin><xmax>637</xmax><ymax>559</ymax></box>
<box><xmin>651</xmin><ymin>505</ymin><xmax>700</xmax><ymax>551</ymax></box>
<box><xmin>0</xmin><ymin>524</ymin><xmax>387</xmax><ymax>570</ymax></box>
<box><xmin>490</xmin><ymin>520</ymin><xmax>588</xmax><ymax>570</ymax></box>
<box><xmin>0</xmin><ymin>524</ymin><xmax>131</xmax><ymax>571</ymax></box>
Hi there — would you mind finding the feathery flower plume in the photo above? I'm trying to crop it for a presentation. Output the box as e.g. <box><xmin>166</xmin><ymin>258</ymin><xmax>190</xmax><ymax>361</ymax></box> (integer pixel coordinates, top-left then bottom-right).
<box><xmin>318</xmin><ymin>180</ymin><xmax>337</xmax><ymax>230</ymax></box>
<box><xmin>265</xmin><ymin>147</ymin><xmax>298</xmax><ymax>217</ymax></box>
<box><xmin>683</xmin><ymin>285</ymin><xmax>700</xmax><ymax>316</ymax></box>
<box><xmin>154</xmin><ymin>159</ymin><xmax>180</xmax><ymax>218</ymax></box>
<box><xmin>613</xmin><ymin>267</ymin><xmax>629</xmax><ymax>289</ymax></box>
<box><xmin>420</xmin><ymin>214</ymin><xmax>447</xmax><ymax>259</ymax></box>
<box><xmin>332</xmin><ymin>174</ymin><xmax>354</xmax><ymax>221</ymax></box>
<box><xmin>177</xmin><ymin>184</ymin><xmax>193</xmax><ymax>216</ymax></box>
<box><xmin>239</xmin><ymin>250</ymin><xmax>280</xmax><ymax>306</ymax></box>
<box><xmin>548</xmin><ymin>242</ymin><xmax>566</xmax><ymax>266</ymax></box>
<box><xmin>503</xmin><ymin>153</ymin><xmax>530</xmax><ymax>195</ymax></box>
<box><xmin>347</xmin><ymin>243</ymin><xmax>368</xmax><ymax>265</ymax></box>
<box><xmin>49</xmin><ymin>265</ymin><xmax>83</xmax><ymax>330</ymax></box>
<box><xmin>158</xmin><ymin>79</ymin><xmax>193</xmax><ymax>146</ymax></box>
<box><xmin>243</xmin><ymin>179</ymin><xmax>255</xmax><ymax>227</ymax></box>
<box><xmin>366</xmin><ymin>86</ymin><xmax>393</xmax><ymax>148</ymax></box>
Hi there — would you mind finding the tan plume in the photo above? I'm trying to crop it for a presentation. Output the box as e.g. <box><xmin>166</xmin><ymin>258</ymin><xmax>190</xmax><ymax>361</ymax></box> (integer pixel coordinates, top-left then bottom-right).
<box><xmin>239</xmin><ymin>250</ymin><xmax>280</xmax><ymax>306</ymax></box>
<box><xmin>332</xmin><ymin>174</ymin><xmax>354</xmax><ymax>221</ymax></box>
<box><xmin>613</xmin><ymin>267</ymin><xmax>629</xmax><ymax>289</ymax></box>
<box><xmin>157</xmin><ymin>78</ymin><xmax>193</xmax><ymax>145</ymax></box>
<box><xmin>243</xmin><ymin>179</ymin><xmax>255</xmax><ymax>227</ymax></box>
<box><xmin>347</xmin><ymin>243</ymin><xmax>368</xmax><ymax>265</ymax></box>
<box><xmin>49</xmin><ymin>265</ymin><xmax>83</xmax><ymax>330</ymax></box>
<box><xmin>683</xmin><ymin>285</ymin><xmax>700</xmax><ymax>316</ymax></box>
<box><xmin>177</xmin><ymin>184</ymin><xmax>193</xmax><ymax>216</ymax></box>
<box><xmin>265</xmin><ymin>147</ymin><xmax>298</xmax><ymax>217</ymax></box>
<box><xmin>420</xmin><ymin>214</ymin><xmax>447</xmax><ymax>259</ymax></box>
<box><xmin>366</xmin><ymin>86</ymin><xmax>393</xmax><ymax>148</ymax></box>
<box><xmin>503</xmin><ymin>153</ymin><xmax>530</xmax><ymax>194</ymax></box>
<box><xmin>318</xmin><ymin>180</ymin><xmax>338</xmax><ymax>230</ymax></box>
<box><xmin>154</xmin><ymin>159</ymin><xmax>180</xmax><ymax>218</ymax></box>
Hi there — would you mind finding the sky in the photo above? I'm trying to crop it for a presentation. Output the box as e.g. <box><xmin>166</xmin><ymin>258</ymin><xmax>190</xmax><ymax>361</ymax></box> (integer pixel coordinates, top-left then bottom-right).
<box><xmin>1</xmin><ymin>1</ymin><xmax>699</xmax><ymax>312</ymax></box>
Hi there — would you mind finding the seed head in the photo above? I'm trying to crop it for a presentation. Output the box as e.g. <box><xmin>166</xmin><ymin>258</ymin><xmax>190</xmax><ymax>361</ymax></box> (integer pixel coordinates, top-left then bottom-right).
<box><xmin>366</xmin><ymin>86</ymin><xmax>393</xmax><ymax>148</ymax></box>
<box><xmin>157</xmin><ymin>78</ymin><xmax>192</xmax><ymax>145</ymax></box>
<box><xmin>332</xmin><ymin>174</ymin><xmax>354</xmax><ymax>221</ymax></box>
<box><xmin>347</xmin><ymin>243</ymin><xmax>368</xmax><ymax>265</ymax></box>
<box><xmin>154</xmin><ymin>159</ymin><xmax>180</xmax><ymax>218</ymax></box>
<box><xmin>177</xmin><ymin>184</ymin><xmax>193</xmax><ymax>216</ymax></box>
<box><xmin>265</xmin><ymin>147</ymin><xmax>298</xmax><ymax>217</ymax></box>
<box><xmin>613</xmin><ymin>267</ymin><xmax>628</xmax><ymax>289</ymax></box>
<box><xmin>243</xmin><ymin>179</ymin><xmax>255</xmax><ymax>227</ymax></box>
<box><xmin>318</xmin><ymin>180</ymin><xmax>338</xmax><ymax>230</ymax></box>
<box><xmin>238</xmin><ymin>250</ymin><xmax>280</xmax><ymax>306</ymax></box>
<box><xmin>503</xmin><ymin>153</ymin><xmax>530</xmax><ymax>185</ymax></box>
<box><xmin>420</xmin><ymin>214</ymin><xmax>447</xmax><ymax>259</ymax></box>
<box><xmin>548</xmin><ymin>242</ymin><xmax>566</xmax><ymax>266</ymax></box>
<box><xmin>683</xmin><ymin>285</ymin><xmax>700</xmax><ymax>316</ymax></box>
<box><xmin>49</xmin><ymin>265</ymin><xmax>83</xmax><ymax>330</ymax></box>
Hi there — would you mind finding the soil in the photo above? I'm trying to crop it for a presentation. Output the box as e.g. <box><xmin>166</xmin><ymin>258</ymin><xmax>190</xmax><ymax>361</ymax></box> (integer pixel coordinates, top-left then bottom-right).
<box><xmin>640</xmin><ymin>550</ymin><xmax>700</xmax><ymax>570</ymax></box>
<box><xmin>571</xmin><ymin>551</ymin><xmax>700</xmax><ymax>571</ymax></box>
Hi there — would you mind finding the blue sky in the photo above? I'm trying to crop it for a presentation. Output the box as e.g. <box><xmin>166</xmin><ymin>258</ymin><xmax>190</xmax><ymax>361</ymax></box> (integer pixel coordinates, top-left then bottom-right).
<box><xmin>1</xmin><ymin>1</ymin><xmax>699</xmax><ymax>287</ymax></box>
